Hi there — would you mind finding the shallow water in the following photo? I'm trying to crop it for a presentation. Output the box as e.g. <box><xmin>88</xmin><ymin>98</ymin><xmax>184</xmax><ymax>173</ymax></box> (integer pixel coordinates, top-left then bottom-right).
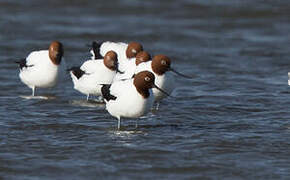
<box><xmin>1</xmin><ymin>0</ymin><xmax>290</xmax><ymax>179</ymax></box>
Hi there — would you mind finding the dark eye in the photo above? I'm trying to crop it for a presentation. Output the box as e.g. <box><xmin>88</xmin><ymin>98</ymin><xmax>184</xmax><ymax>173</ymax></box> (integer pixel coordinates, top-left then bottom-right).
<box><xmin>161</xmin><ymin>60</ymin><xmax>167</xmax><ymax>65</ymax></box>
<box><xmin>145</xmin><ymin>77</ymin><xmax>150</xmax><ymax>82</ymax></box>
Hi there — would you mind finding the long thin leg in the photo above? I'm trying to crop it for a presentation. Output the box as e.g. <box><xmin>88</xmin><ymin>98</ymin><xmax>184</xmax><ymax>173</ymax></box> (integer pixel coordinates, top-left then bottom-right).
<box><xmin>288</xmin><ymin>72</ymin><xmax>290</xmax><ymax>85</ymax></box>
<box><xmin>118</xmin><ymin>118</ymin><xmax>121</xmax><ymax>130</ymax></box>
<box><xmin>97</xmin><ymin>96</ymin><xmax>104</xmax><ymax>102</ymax></box>
<box><xmin>32</xmin><ymin>86</ymin><xmax>35</xmax><ymax>96</ymax></box>
<box><xmin>135</xmin><ymin>119</ymin><xmax>138</xmax><ymax>129</ymax></box>
<box><xmin>155</xmin><ymin>102</ymin><xmax>160</xmax><ymax>110</ymax></box>
<box><xmin>86</xmin><ymin>94</ymin><xmax>90</xmax><ymax>101</ymax></box>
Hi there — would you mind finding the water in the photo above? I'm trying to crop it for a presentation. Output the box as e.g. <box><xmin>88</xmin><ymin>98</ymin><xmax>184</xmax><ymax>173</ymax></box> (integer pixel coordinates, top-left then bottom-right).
<box><xmin>1</xmin><ymin>0</ymin><xmax>290</xmax><ymax>179</ymax></box>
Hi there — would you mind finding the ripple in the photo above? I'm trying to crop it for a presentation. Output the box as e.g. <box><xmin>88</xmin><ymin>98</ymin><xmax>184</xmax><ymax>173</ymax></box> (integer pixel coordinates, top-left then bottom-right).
<box><xmin>1</xmin><ymin>0</ymin><xmax>290</xmax><ymax>179</ymax></box>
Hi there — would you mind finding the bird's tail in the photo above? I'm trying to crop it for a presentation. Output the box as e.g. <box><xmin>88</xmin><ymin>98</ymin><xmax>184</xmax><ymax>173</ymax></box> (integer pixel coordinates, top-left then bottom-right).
<box><xmin>101</xmin><ymin>84</ymin><xmax>116</xmax><ymax>101</ymax></box>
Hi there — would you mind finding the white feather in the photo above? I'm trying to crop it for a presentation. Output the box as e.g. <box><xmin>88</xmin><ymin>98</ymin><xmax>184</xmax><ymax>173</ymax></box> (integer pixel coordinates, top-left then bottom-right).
<box><xmin>113</xmin><ymin>59</ymin><xmax>136</xmax><ymax>81</ymax></box>
<box><xmin>105</xmin><ymin>79</ymin><xmax>154</xmax><ymax>120</ymax></box>
<box><xmin>19</xmin><ymin>50</ymin><xmax>64</xmax><ymax>89</ymax></box>
<box><xmin>100</xmin><ymin>41</ymin><xmax>128</xmax><ymax>61</ymax></box>
<box><xmin>99</xmin><ymin>41</ymin><xmax>135</xmax><ymax>72</ymax></box>
<box><xmin>70</xmin><ymin>59</ymin><xmax>116</xmax><ymax>96</ymax></box>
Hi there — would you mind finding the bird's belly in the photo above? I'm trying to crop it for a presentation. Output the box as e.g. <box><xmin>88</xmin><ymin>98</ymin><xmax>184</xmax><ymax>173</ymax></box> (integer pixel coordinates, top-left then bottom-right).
<box><xmin>107</xmin><ymin>97</ymin><xmax>152</xmax><ymax>119</ymax></box>
<box><xmin>19</xmin><ymin>68</ymin><xmax>59</xmax><ymax>88</ymax></box>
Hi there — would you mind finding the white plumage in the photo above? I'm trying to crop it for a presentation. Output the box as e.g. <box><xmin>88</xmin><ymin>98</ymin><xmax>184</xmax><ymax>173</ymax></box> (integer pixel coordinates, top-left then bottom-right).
<box><xmin>105</xmin><ymin>79</ymin><xmax>154</xmax><ymax>120</ymax></box>
<box><xmin>99</xmin><ymin>41</ymin><xmax>131</xmax><ymax>73</ymax></box>
<box><xmin>102</xmin><ymin>71</ymin><xmax>159</xmax><ymax>130</ymax></box>
<box><xmin>70</xmin><ymin>59</ymin><xmax>116</xmax><ymax>99</ymax></box>
<box><xmin>19</xmin><ymin>50</ymin><xmax>65</xmax><ymax>96</ymax></box>
<box><xmin>113</xmin><ymin>59</ymin><xmax>136</xmax><ymax>81</ymax></box>
<box><xmin>99</xmin><ymin>41</ymin><xmax>128</xmax><ymax>62</ymax></box>
<box><xmin>113</xmin><ymin>50</ymin><xmax>152</xmax><ymax>82</ymax></box>
<box><xmin>91</xmin><ymin>41</ymin><xmax>143</xmax><ymax>75</ymax></box>
<box><xmin>19</xmin><ymin>51</ymin><xmax>59</xmax><ymax>89</ymax></box>
<box><xmin>18</xmin><ymin>41</ymin><xmax>65</xmax><ymax>97</ymax></box>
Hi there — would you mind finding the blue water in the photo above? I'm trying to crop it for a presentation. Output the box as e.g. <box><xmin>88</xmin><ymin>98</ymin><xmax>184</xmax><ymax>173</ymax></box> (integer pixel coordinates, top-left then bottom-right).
<box><xmin>1</xmin><ymin>0</ymin><xmax>290</xmax><ymax>179</ymax></box>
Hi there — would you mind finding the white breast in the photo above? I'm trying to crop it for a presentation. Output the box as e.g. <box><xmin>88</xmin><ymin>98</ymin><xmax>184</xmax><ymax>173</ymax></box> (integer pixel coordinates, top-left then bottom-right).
<box><xmin>105</xmin><ymin>79</ymin><xmax>154</xmax><ymax>119</ymax></box>
<box><xmin>19</xmin><ymin>50</ymin><xmax>61</xmax><ymax>89</ymax></box>
<box><xmin>72</xmin><ymin>59</ymin><xmax>116</xmax><ymax>96</ymax></box>
<box><xmin>152</xmin><ymin>72</ymin><xmax>175</xmax><ymax>102</ymax></box>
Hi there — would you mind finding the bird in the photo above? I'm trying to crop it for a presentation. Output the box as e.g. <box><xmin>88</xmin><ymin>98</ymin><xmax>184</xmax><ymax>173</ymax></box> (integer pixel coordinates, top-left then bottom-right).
<box><xmin>113</xmin><ymin>51</ymin><xmax>151</xmax><ymax>81</ymax></box>
<box><xmin>89</xmin><ymin>41</ymin><xmax>144</xmax><ymax>73</ymax></box>
<box><xmin>135</xmin><ymin>54</ymin><xmax>192</xmax><ymax>104</ymax></box>
<box><xmin>15</xmin><ymin>41</ymin><xmax>65</xmax><ymax>96</ymax></box>
<box><xmin>101</xmin><ymin>70</ymin><xmax>170</xmax><ymax>130</ymax></box>
<box><xmin>68</xmin><ymin>51</ymin><xmax>121</xmax><ymax>101</ymax></box>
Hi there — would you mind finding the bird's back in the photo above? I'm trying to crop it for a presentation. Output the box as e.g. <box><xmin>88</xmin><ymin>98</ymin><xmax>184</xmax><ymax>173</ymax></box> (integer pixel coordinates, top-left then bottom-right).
<box><xmin>135</xmin><ymin>61</ymin><xmax>152</xmax><ymax>74</ymax></box>
<box><xmin>100</xmin><ymin>41</ymin><xmax>128</xmax><ymax>62</ymax></box>
<box><xmin>80</xmin><ymin>59</ymin><xmax>116</xmax><ymax>83</ymax></box>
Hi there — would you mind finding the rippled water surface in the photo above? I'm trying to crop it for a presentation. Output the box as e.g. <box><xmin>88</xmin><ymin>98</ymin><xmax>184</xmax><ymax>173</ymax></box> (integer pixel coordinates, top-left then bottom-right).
<box><xmin>1</xmin><ymin>0</ymin><xmax>290</xmax><ymax>179</ymax></box>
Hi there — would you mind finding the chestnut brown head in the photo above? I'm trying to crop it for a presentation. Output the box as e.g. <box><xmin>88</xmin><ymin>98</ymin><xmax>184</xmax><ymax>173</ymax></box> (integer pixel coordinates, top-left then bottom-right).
<box><xmin>133</xmin><ymin>71</ymin><xmax>155</xmax><ymax>98</ymax></box>
<box><xmin>135</xmin><ymin>51</ymin><xmax>151</xmax><ymax>66</ymax></box>
<box><xmin>133</xmin><ymin>70</ymin><xmax>171</xmax><ymax>98</ymax></box>
<box><xmin>151</xmin><ymin>54</ymin><xmax>193</xmax><ymax>78</ymax></box>
<box><xmin>126</xmin><ymin>42</ymin><xmax>143</xmax><ymax>59</ymax></box>
<box><xmin>134</xmin><ymin>71</ymin><xmax>155</xmax><ymax>89</ymax></box>
<box><xmin>151</xmin><ymin>55</ymin><xmax>171</xmax><ymax>75</ymax></box>
<box><xmin>103</xmin><ymin>51</ymin><xmax>118</xmax><ymax>71</ymax></box>
<box><xmin>49</xmin><ymin>41</ymin><xmax>63</xmax><ymax>65</ymax></box>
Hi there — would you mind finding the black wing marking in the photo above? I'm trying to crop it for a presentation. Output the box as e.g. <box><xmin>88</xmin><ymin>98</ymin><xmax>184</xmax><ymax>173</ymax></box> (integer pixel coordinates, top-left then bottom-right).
<box><xmin>101</xmin><ymin>84</ymin><xmax>117</xmax><ymax>101</ymax></box>
<box><xmin>119</xmin><ymin>77</ymin><xmax>132</xmax><ymax>81</ymax></box>
<box><xmin>15</xmin><ymin>58</ymin><xmax>34</xmax><ymax>70</ymax></box>
<box><xmin>67</xmin><ymin>66</ymin><xmax>86</xmax><ymax>79</ymax></box>
<box><xmin>92</xmin><ymin>41</ymin><xmax>103</xmax><ymax>60</ymax></box>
